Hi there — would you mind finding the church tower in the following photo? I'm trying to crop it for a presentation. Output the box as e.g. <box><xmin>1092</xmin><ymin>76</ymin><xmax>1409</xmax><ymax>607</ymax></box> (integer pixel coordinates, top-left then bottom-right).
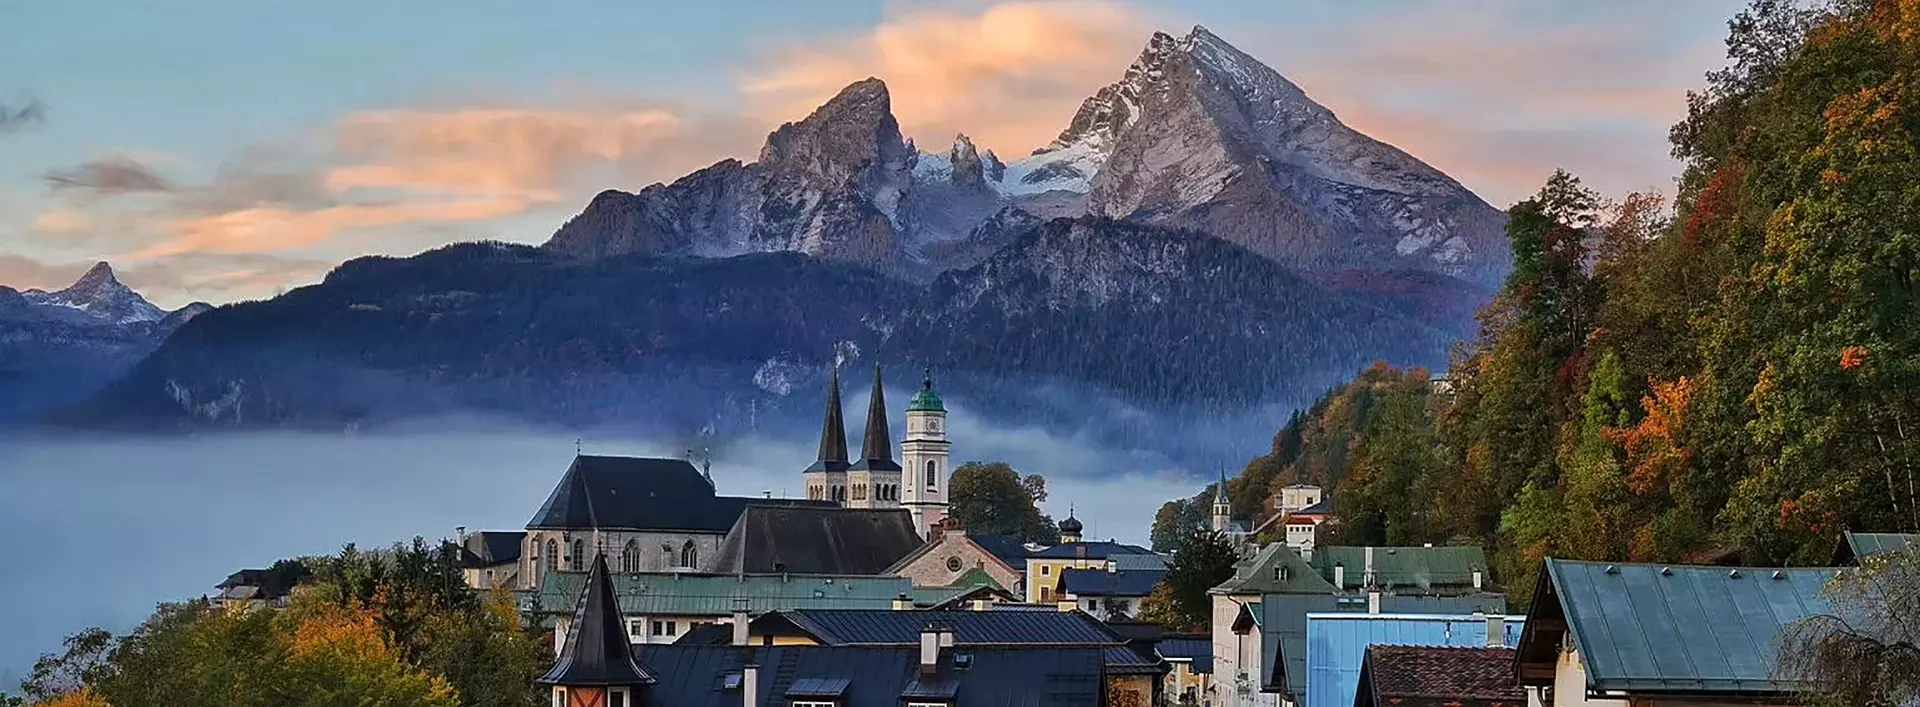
<box><xmin>900</xmin><ymin>367</ymin><xmax>951</xmax><ymax>538</ymax></box>
<box><xmin>847</xmin><ymin>364</ymin><xmax>903</xmax><ymax>509</ymax></box>
<box><xmin>803</xmin><ymin>366</ymin><xmax>851</xmax><ymax>505</ymax></box>
<box><xmin>1211</xmin><ymin>467</ymin><xmax>1232</xmax><ymax>534</ymax></box>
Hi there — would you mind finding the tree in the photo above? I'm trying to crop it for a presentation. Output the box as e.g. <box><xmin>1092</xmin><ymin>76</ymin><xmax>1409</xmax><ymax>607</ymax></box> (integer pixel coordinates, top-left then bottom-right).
<box><xmin>1150</xmin><ymin>495</ymin><xmax>1208</xmax><ymax>553</ymax></box>
<box><xmin>1136</xmin><ymin>583</ymin><xmax>1189</xmax><ymax>631</ymax></box>
<box><xmin>19</xmin><ymin>628</ymin><xmax>112</xmax><ymax>702</ymax></box>
<box><xmin>948</xmin><ymin>462</ymin><xmax>1059</xmax><ymax>544</ymax></box>
<box><xmin>1780</xmin><ymin>545</ymin><xmax>1920</xmax><ymax>706</ymax></box>
<box><xmin>1160</xmin><ymin>530</ymin><xmax>1238</xmax><ymax>630</ymax></box>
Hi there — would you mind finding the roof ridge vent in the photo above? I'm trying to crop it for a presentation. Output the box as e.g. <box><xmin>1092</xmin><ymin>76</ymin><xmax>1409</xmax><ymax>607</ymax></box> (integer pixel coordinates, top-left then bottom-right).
<box><xmin>1771</xmin><ymin>570</ymin><xmax>1786</xmax><ymax>580</ymax></box>
<box><xmin>1659</xmin><ymin>567</ymin><xmax>1672</xmax><ymax>576</ymax></box>
<box><xmin>1604</xmin><ymin>565</ymin><xmax>1619</xmax><ymax>574</ymax></box>
<box><xmin>1728</xmin><ymin>569</ymin><xmax>1743</xmax><ymax>579</ymax></box>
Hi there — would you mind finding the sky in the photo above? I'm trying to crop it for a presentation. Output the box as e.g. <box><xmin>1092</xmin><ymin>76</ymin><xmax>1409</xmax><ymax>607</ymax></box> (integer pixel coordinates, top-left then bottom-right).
<box><xmin>0</xmin><ymin>0</ymin><xmax>1750</xmax><ymax>308</ymax></box>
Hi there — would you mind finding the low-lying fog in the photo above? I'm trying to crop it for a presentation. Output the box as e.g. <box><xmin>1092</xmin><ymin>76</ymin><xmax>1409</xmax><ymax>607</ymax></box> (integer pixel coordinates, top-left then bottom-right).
<box><xmin>0</xmin><ymin>415</ymin><xmax>1203</xmax><ymax>688</ymax></box>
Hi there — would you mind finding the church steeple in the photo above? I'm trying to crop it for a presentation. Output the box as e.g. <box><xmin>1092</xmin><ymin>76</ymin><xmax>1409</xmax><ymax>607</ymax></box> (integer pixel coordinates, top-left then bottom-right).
<box><xmin>1212</xmin><ymin>467</ymin><xmax>1233</xmax><ymax>533</ymax></box>
<box><xmin>538</xmin><ymin>553</ymin><xmax>654</xmax><ymax>696</ymax></box>
<box><xmin>810</xmin><ymin>365</ymin><xmax>850</xmax><ymax>470</ymax></box>
<box><xmin>850</xmin><ymin>364</ymin><xmax>901</xmax><ymax>472</ymax></box>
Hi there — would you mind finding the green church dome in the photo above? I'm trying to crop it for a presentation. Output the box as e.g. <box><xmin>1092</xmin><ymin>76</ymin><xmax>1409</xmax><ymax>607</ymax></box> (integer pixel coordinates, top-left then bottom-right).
<box><xmin>908</xmin><ymin>367</ymin><xmax>945</xmax><ymax>412</ymax></box>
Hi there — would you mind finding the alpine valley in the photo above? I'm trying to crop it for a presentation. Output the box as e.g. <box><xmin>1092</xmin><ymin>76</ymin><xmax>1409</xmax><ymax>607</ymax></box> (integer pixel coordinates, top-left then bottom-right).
<box><xmin>28</xmin><ymin>27</ymin><xmax>1510</xmax><ymax>462</ymax></box>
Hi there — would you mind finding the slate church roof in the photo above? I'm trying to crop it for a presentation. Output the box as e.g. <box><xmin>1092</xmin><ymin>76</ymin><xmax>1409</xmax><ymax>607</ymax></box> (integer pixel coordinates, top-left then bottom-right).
<box><xmin>707</xmin><ymin>505</ymin><xmax>923</xmax><ymax>575</ymax></box>
<box><xmin>849</xmin><ymin>364</ymin><xmax>900</xmax><ymax>472</ymax></box>
<box><xmin>528</xmin><ymin>455</ymin><xmax>832</xmax><ymax>533</ymax></box>
<box><xmin>806</xmin><ymin>367</ymin><xmax>851</xmax><ymax>474</ymax></box>
<box><xmin>459</xmin><ymin>531</ymin><xmax>525</xmax><ymax>568</ymax></box>
<box><xmin>630</xmin><ymin>645</ymin><xmax>1103</xmax><ymax>707</ymax></box>
<box><xmin>538</xmin><ymin>553</ymin><xmax>655</xmax><ymax>687</ymax></box>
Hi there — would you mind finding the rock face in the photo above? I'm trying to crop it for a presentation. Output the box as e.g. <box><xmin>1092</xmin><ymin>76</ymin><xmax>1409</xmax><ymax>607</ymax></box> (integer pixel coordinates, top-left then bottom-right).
<box><xmin>1</xmin><ymin>262</ymin><xmax>208</xmax><ymax>422</ymax></box>
<box><xmin>546</xmin><ymin>79</ymin><xmax>914</xmax><ymax>268</ymax></box>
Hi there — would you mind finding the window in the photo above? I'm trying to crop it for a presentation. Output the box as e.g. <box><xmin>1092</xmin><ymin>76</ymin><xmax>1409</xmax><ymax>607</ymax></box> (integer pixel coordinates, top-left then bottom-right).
<box><xmin>544</xmin><ymin>539</ymin><xmax>559</xmax><ymax>574</ymax></box>
<box><xmin>1085</xmin><ymin>599</ymin><xmax>1096</xmax><ymax>611</ymax></box>
<box><xmin>929</xmin><ymin>418</ymin><xmax>939</xmax><ymax>432</ymax></box>
<box><xmin>607</xmin><ymin>688</ymin><xmax>628</xmax><ymax>707</ymax></box>
<box><xmin>569</xmin><ymin>539</ymin><xmax>584</xmax><ymax>571</ymax></box>
<box><xmin>925</xmin><ymin>460</ymin><xmax>937</xmax><ymax>487</ymax></box>
<box><xmin>681</xmin><ymin>540</ymin><xmax>698</xmax><ymax>569</ymax></box>
<box><xmin>551</xmin><ymin>687</ymin><xmax>566</xmax><ymax>707</ymax></box>
<box><xmin>1275</xmin><ymin>566</ymin><xmax>1290</xmax><ymax>582</ymax></box>
<box><xmin>793</xmin><ymin>702</ymin><xmax>838</xmax><ymax>707</ymax></box>
<box><xmin>946</xmin><ymin>556</ymin><xmax>963</xmax><ymax>572</ymax></box>
<box><xmin>1041</xmin><ymin>566</ymin><xmax>1051</xmax><ymax>576</ymax></box>
<box><xmin>1040</xmin><ymin>587</ymin><xmax>1052</xmax><ymax>601</ymax></box>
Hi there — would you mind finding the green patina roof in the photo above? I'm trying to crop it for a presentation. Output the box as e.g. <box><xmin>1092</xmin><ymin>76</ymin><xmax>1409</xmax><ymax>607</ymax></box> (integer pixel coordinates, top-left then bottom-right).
<box><xmin>1210</xmin><ymin>544</ymin><xmax>1337</xmax><ymax>595</ymax></box>
<box><xmin>1844</xmin><ymin>532</ymin><xmax>1915</xmax><ymax>561</ymax></box>
<box><xmin>907</xmin><ymin>368</ymin><xmax>945</xmax><ymax>412</ymax></box>
<box><xmin>528</xmin><ymin>571</ymin><xmax>912</xmax><ymax>618</ymax></box>
<box><xmin>1309</xmin><ymin>546</ymin><xmax>1488</xmax><ymax>592</ymax></box>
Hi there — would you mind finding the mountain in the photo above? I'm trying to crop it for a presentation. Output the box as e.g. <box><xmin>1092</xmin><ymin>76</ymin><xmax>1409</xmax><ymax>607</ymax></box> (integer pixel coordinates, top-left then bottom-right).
<box><xmin>1013</xmin><ymin>27</ymin><xmax>1510</xmax><ymax>287</ymax></box>
<box><xmin>59</xmin><ymin>243</ymin><xmax>913</xmax><ymax>431</ymax></box>
<box><xmin>0</xmin><ymin>263</ymin><xmax>207</xmax><ymax>422</ymax></box>
<box><xmin>888</xmin><ymin>217</ymin><xmax>1453</xmax><ymax>406</ymax></box>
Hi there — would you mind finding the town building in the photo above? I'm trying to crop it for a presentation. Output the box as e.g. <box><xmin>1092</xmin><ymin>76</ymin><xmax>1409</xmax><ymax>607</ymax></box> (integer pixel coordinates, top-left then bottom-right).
<box><xmin>535</xmin><ymin>553</ymin><xmax>654</xmax><ymax>707</ymax></box>
<box><xmin>1308</xmin><ymin>546</ymin><xmax>1491</xmax><ymax>597</ymax></box>
<box><xmin>713</xmin><ymin>608</ymin><xmax>1170</xmax><ymax>704</ymax></box>
<box><xmin>1352</xmin><ymin>645</ymin><xmax>1529</xmax><ymax>707</ymax></box>
<box><xmin>1514</xmin><ymin>558</ymin><xmax>1837</xmax><ymax>706</ymax></box>
<box><xmin>885</xmin><ymin>518</ymin><xmax>1031</xmax><ymax>595</ymax></box>
<box><xmin>211</xmin><ymin>569</ymin><xmax>294</xmax><ymax>610</ymax></box>
<box><xmin>707</xmin><ymin>504</ymin><xmax>924</xmax><ymax>575</ymax></box>
<box><xmin>1303</xmin><ymin>612</ymin><xmax>1522</xmax><ymax>707</ymax></box>
<box><xmin>1158</xmin><ymin>635</ymin><xmax>1215</xmax><ymax>707</ymax></box>
<box><xmin>519</xmin><ymin>455</ymin><xmax>835</xmax><ymax>586</ymax></box>
<box><xmin>458</xmin><ymin>530</ymin><xmax>525</xmax><ymax>589</ymax></box>
<box><xmin>1059</xmin><ymin>564</ymin><xmax>1166</xmax><ymax>620</ymax></box>
<box><xmin>1024</xmin><ymin>524</ymin><xmax>1163</xmax><ymax>603</ymax></box>
<box><xmin>528</xmin><ymin>571</ymin><xmax>917</xmax><ymax>647</ymax></box>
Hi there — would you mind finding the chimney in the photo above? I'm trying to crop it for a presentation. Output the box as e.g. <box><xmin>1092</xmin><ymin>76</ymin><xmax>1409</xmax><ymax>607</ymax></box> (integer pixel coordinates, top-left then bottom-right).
<box><xmin>893</xmin><ymin>593</ymin><xmax>912</xmax><ymax>611</ymax></box>
<box><xmin>742</xmin><ymin>663</ymin><xmax>759</xmax><ymax>707</ymax></box>
<box><xmin>1107</xmin><ymin>559</ymin><xmax>1118</xmax><ymax>574</ymax></box>
<box><xmin>938</xmin><ymin>627</ymin><xmax>954</xmax><ymax>649</ymax></box>
<box><xmin>730</xmin><ymin>598</ymin><xmax>750</xmax><ymax>646</ymax></box>
<box><xmin>1472</xmin><ymin>568</ymin><xmax>1484</xmax><ymax>591</ymax></box>
<box><xmin>1367</xmin><ymin>590</ymin><xmax>1381</xmax><ymax>614</ymax></box>
<box><xmin>455</xmin><ymin>526</ymin><xmax>467</xmax><ymax>541</ymax></box>
<box><xmin>919</xmin><ymin>624</ymin><xmax>941</xmax><ymax>674</ymax></box>
<box><xmin>1364</xmin><ymin>547</ymin><xmax>1377</xmax><ymax>588</ymax></box>
<box><xmin>1333</xmin><ymin>563</ymin><xmax>1346</xmax><ymax>588</ymax></box>
<box><xmin>1486</xmin><ymin>615</ymin><xmax>1506</xmax><ymax>647</ymax></box>
<box><xmin>970</xmin><ymin>598</ymin><xmax>990</xmax><ymax>612</ymax></box>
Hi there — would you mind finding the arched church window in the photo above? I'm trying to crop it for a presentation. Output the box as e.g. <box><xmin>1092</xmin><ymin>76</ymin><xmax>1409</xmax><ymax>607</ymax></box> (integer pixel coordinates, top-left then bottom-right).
<box><xmin>926</xmin><ymin>460</ymin><xmax>938</xmax><ymax>488</ymax></box>
<box><xmin>545</xmin><ymin>539</ymin><xmax>558</xmax><ymax>574</ymax></box>
<box><xmin>569</xmin><ymin>539</ymin><xmax>584</xmax><ymax>571</ymax></box>
<box><xmin>681</xmin><ymin>540</ymin><xmax>697</xmax><ymax>569</ymax></box>
<box><xmin>622</xmin><ymin>540</ymin><xmax>639</xmax><ymax>573</ymax></box>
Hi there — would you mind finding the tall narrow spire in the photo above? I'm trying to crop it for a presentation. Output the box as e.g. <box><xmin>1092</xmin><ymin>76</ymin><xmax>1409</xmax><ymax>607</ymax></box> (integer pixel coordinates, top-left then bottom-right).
<box><xmin>851</xmin><ymin>363</ymin><xmax>901</xmax><ymax>471</ymax></box>
<box><xmin>537</xmin><ymin>553</ymin><xmax>655</xmax><ymax>687</ymax></box>
<box><xmin>816</xmin><ymin>364</ymin><xmax>849</xmax><ymax>464</ymax></box>
<box><xmin>1216</xmin><ymin>466</ymin><xmax>1230</xmax><ymax>503</ymax></box>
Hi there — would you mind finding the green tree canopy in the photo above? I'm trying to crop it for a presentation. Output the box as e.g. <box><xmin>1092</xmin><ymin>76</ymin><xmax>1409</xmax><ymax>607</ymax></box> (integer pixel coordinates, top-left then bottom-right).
<box><xmin>947</xmin><ymin>461</ymin><xmax>1060</xmax><ymax>545</ymax></box>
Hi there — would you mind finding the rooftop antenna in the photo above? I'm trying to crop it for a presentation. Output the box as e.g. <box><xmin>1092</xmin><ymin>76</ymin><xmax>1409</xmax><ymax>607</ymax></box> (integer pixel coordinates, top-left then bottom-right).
<box><xmin>574</xmin><ymin>437</ymin><xmax>582</xmax><ymax>455</ymax></box>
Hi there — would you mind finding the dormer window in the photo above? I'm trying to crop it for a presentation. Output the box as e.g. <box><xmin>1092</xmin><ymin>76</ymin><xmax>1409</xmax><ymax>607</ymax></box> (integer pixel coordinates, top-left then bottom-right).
<box><xmin>1275</xmin><ymin>565</ymin><xmax>1291</xmax><ymax>581</ymax></box>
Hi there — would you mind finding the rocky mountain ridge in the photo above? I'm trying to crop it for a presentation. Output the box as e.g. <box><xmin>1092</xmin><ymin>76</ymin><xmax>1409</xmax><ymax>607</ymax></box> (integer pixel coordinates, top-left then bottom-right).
<box><xmin>1</xmin><ymin>263</ymin><xmax>209</xmax><ymax>422</ymax></box>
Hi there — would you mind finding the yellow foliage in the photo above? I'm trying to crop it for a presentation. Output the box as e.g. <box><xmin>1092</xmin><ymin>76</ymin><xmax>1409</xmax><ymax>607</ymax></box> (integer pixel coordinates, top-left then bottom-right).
<box><xmin>34</xmin><ymin>689</ymin><xmax>109</xmax><ymax>707</ymax></box>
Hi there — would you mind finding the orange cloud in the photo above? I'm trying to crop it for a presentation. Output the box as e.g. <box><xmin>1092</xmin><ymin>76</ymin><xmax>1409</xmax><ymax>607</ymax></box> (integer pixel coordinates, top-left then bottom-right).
<box><xmin>327</xmin><ymin>108</ymin><xmax>687</xmax><ymax>199</ymax></box>
<box><xmin>744</xmin><ymin>0</ymin><xmax>1152</xmax><ymax>155</ymax></box>
<box><xmin>131</xmin><ymin>196</ymin><xmax>532</xmax><ymax>260</ymax></box>
<box><xmin>31</xmin><ymin>208</ymin><xmax>94</xmax><ymax>236</ymax></box>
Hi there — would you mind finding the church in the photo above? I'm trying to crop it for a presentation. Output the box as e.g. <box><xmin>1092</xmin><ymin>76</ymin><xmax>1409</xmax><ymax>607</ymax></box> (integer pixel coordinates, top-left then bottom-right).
<box><xmin>489</xmin><ymin>364</ymin><xmax>959</xmax><ymax>589</ymax></box>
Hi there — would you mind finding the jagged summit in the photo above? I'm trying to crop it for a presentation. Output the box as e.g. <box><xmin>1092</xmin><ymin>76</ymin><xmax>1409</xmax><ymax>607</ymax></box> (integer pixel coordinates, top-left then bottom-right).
<box><xmin>22</xmin><ymin>261</ymin><xmax>167</xmax><ymax>324</ymax></box>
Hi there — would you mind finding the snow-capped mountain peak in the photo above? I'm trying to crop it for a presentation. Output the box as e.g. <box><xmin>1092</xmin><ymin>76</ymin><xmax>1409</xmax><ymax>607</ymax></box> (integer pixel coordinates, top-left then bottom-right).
<box><xmin>22</xmin><ymin>261</ymin><xmax>167</xmax><ymax>324</ymax></box>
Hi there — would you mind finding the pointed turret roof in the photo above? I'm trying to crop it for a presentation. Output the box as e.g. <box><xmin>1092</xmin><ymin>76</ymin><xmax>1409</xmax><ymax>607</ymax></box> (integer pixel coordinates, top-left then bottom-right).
<box><xmin>1215</xmin><ymin>468</ymin><xmax>1230</xmax><ymax>505</ymax></box>
<box><xmin>851</xmin><ymin>364</ymin><xmax>901</xmax><ymax>472</ymax></box>
<box><xmin>537</xmin><ymin>553</ymin><xmax>656</xmax><ymax>687</ymax></box>
<box><xmin>808</xmin><ymin>366</ymin><xmax>851</xmax><ymax>473</ymax></box>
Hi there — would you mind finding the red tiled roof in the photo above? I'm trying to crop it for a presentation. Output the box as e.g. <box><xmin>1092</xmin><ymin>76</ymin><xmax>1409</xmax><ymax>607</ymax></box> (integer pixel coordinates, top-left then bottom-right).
<box><xmin>1358</xmin><ymin>645</ymin><xmax>1524</xmax><ymax>707</ymax></box>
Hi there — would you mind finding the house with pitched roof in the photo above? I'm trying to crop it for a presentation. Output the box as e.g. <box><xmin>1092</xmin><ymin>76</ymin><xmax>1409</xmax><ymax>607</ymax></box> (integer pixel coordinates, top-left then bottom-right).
<box><xmin>1059</xmin><ymin>565</ymin><xmax>1166</xmax><ymax>620</ymax></box>
<box><xmin>707</xmin><ymin>504</ymin><xmax>924</xmax><ymax>576</ymax></box>
<box><xmin>1024</xmin><ymin>519</ymin><xmax>1163</xmax><ymax>603</ymax></box>
<box><xmin>1352</xmin><ymin>645</ymin><xmax>1527</xmax><ymax>707</ymax></box>
<box><xmin>458</xmin><ymin>530</ymin><xmax>525</xmax><ymax>589</ymax></box>
<box><xmin>1514</xmin><ymin>558</ymin><xmax>1838</xmax><ymax>706</ymax></box>
<box><xmin>886</xmin><ymin>519</ymin><xmax>1030</xmax><ymax>594</ymax></box>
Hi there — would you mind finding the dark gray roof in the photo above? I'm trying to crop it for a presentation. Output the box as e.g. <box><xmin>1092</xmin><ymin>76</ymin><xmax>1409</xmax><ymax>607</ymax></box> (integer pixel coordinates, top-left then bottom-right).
<box><xmin>630</xmin><ymin>645</ymin><xmax>1103</xmax><ymax>707</ymax></box>
<box><xmin>809</xmin><ymin>366</ymin><xmax>849</xmax><ymax>472</ymax></box>
<box><xmin>1061</xmin><ymin>568</ymin><xmax>1166</xmax><ymax>597</ymax></box>
<box><xmin>971</xmin><ymin>533</ymin><xmax>1036</xmax><ymax>567</ymax></box>
<box><xmin>707</xmin><ymin>506</ymin><xmax>923</xmax><ymax>575</ymax></box>
<box><xmin>1029</xmin><ymin>541</ymin><xmax>1155</xmax><ymax>560</ymax></box>
<box><xmin>460</xmin><ymin>531</ymin><xmax>525</xmax><ymax>568</ymax></box>
<box><xmin>849</xmin><ymin>364</ymin><xmax>900</xmax><ymax>472</ymax></box>
<box><xmin>527</xmin><ymin>455</ymin><xmax>832</xmax><ymax>533</ymax></box>
<box><xmin>1260</xmin><ymin>593</ymin><xmax>1506</xmax><ymax>698</ymax></box>
<box><xmin>765</xmin><ymin>609</ymin><xmax>1125</xmax><ymax>646</ymax></box>
<box><xmin>1516</xmin><ymin>559</ymin><xmax>1838</xmax><ymax>696</ymax></box>
<box><xmin>538</xmin><ymin>554</ymin><xmax>656</xmax><ymax>687</ymax></box>
<box><xmin>1158</xmin><ymin>637</ymin><xmax>1212</xmax><ymax>673</ymax></box>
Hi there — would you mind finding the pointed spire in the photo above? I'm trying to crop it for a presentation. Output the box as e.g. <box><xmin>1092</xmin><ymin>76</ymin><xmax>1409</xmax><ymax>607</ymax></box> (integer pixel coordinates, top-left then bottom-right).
<box><xmin>817</xmin><ymin>364</ymin><xmax>849</xmax><ymax>464</ymax></box>
<box><xmin>1216</xmin><ymin>466</ymin><xmax>1230</xmax><ymax>503</ymax></box>
<box><xmin>851</xmin><ymin>363</ymin><xmax>900</xmax><ymax>471</ymax></box>
<box><xmin>537</xmin><ymin>553</ymin><xmax>655</xmax><ymax>687</ymax></box>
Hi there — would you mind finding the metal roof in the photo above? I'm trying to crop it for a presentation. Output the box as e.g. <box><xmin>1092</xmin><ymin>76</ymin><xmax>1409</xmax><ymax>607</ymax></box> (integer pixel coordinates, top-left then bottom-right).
<box><xmin>1157</xmin><ymin>637</ymin><xmax>1212</xmax><ymax>674</ymax></box>
<box><xmin>538</xmin><ymin>554</ymin><xmax>656</xmax><ymax>687</ymax></box>
<box><xmin>1310</xmin><ymin>546</ymin><xmax>1487</xmax><ymax>592</ymax></box>
<box><xmin>1303</xmin><ymin>612</ymin><xmax>1522</xmax><ymax>707</ymax></box>
<box><xmin>1530</xmin><ymin>559</ymin><xmax>1839</xmax><ymax>696</ymax></box>
<box><xmin>1061</xmin><ymin>568</ymin><xmax>1166</xmax><ymax>597</ymax></box>
<box><xmin>1111</xmin><ymin>553</ymin><xmax>1170</xmax><ymax>571</ymax></box>
<box><xmin>529</xmin><ymin>571</ymin><xmax>911</xmax><ymax>617</ymax></box>
<box><xmin>707</xmin><ymin>505</ymin><xmax>924</xmax><ymax>575</ymax></box>
<box><xmin>770</xmin><ymin>609</ymin><xmax>1125</xmax><ymax>646</ymax></box>
<box><xmin>1029</xmin><ymin>541</ymin><xmax>1157</xmax><ymax>560</ymax></box>
<box><xmin>1212</xmin><ymin>543</ymin><xmax>1339</xmax><ymax>595</ymax></box>
<box><xmin>1260</xmin><ymin>594</ymin><xmax>1506</xmax><ymax>699</ymax></box>
<box><xmin>631</xmin><ymin>645</ymin><xmax>1102</xmax><ymax>707</ymax></box>
<box><xmin>1844</xmin><ymin>532</ymin><xmax>1915</xmax><ymax>561</ymax></box>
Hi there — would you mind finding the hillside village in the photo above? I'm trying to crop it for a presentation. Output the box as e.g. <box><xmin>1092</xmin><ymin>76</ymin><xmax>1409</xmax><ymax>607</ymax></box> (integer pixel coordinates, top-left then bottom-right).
<box><xmin>207</xmin><ymin>368</ymin><xmax>1918</xmax><ymax>707</ymax></box>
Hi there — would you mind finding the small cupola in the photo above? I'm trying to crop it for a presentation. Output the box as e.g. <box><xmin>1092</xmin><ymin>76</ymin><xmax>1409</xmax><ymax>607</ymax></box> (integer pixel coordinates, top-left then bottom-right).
<box><xmin>537</xmin><ymin>553</ymin><xmax>655</xmax><ymax>707</ymax></box>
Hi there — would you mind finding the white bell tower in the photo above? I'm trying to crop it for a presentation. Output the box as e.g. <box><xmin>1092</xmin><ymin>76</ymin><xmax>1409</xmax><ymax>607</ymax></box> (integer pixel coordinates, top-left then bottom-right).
<box><xmin>901</xmin><ymin>367</ymin><xmax>951</xmax><ymax>539</ymax></box>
